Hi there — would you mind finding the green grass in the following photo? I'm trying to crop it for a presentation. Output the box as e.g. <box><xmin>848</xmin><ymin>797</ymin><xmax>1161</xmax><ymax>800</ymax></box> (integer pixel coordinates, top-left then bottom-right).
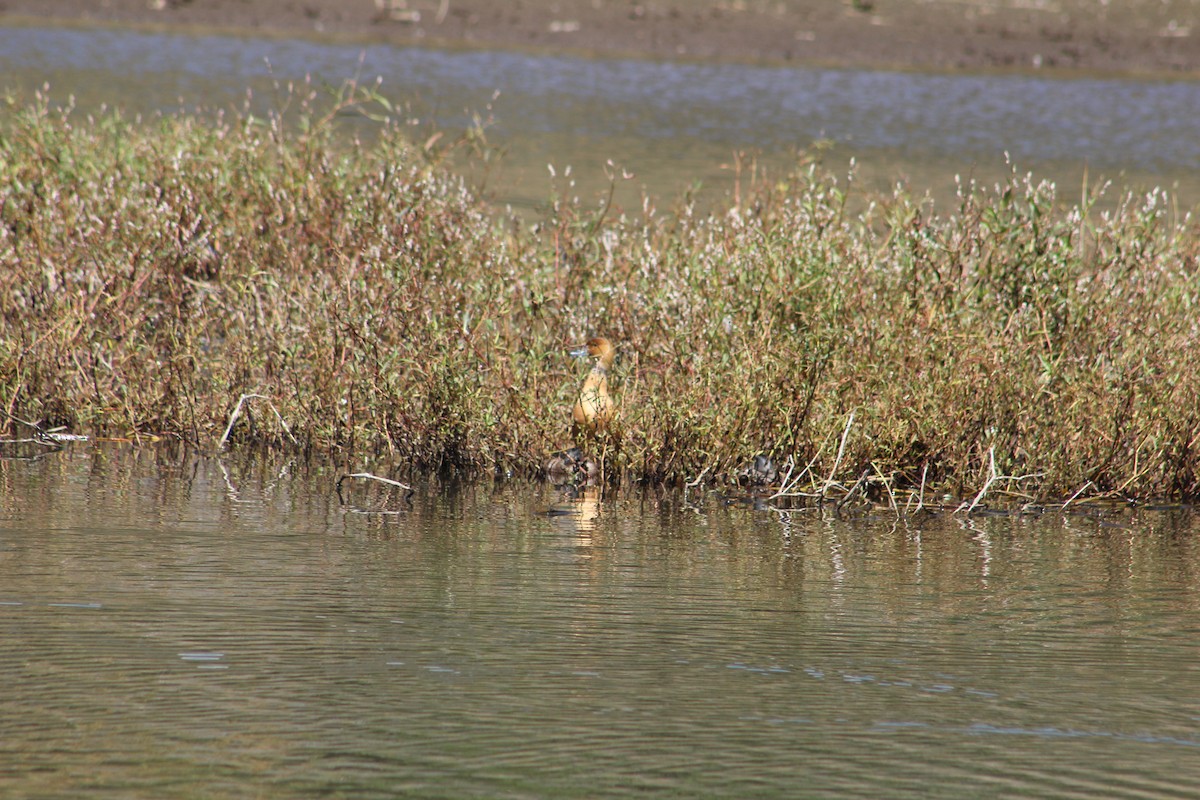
<box><xmin>2</xmin><ymin>84</ymin><xmax>1199</xmax><ymax>505</ymax></box>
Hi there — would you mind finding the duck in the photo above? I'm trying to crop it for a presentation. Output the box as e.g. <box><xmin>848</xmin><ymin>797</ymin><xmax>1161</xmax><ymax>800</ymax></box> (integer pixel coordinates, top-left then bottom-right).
<box><xmin>545</xmin><ymin>337</ymin><xmax>617</xmax><ymax>487</ymax></box>
<box><xmin>571</xmin><ymin>337</ymin><xmax>617</xmax><ymax>433</ymax></box>
<box><xmin>545</xmin><ymin>446</ymin><xmax>599</xmax><ymax>487</ymax></box>
<box><xmin>739</xmin><ymin>454</ymin><xmax>778</xmax><ymax>487</ymax></box>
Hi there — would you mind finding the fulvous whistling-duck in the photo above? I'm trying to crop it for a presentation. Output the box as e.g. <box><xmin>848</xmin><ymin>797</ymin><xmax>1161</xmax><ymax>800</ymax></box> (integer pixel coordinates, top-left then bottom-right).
<box><xmin>571</xmin><ymin>337</ymin><xmax>617</xmax><ymax>432</ymax></box>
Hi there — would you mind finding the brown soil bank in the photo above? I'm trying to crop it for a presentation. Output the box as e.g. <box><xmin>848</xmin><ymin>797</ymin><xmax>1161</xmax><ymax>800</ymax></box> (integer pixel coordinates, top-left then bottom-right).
<box><xmin>5</xmin><ymin>0</ymin><xmax>1199</xmax><ymax>76</ymax></box>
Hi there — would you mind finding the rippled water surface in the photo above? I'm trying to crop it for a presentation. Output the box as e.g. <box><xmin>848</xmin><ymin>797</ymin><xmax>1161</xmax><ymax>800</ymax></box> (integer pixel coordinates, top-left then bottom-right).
<box><xmin>2</xmin><ymin>25</ymin><xmax>1199</xmax><ymax>209</ymax></box>
<box><xmin>2</xmin><ymin>446</ymin><xmax>1199</xmax><ymax>798</ymax></box>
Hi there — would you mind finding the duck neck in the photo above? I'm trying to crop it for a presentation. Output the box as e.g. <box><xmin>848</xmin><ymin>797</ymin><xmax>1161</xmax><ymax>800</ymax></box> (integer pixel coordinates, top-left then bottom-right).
<box><xmin>594</xmin><ymin>348</ymin><xmax>615</xmax><ymax>373</ymax></box>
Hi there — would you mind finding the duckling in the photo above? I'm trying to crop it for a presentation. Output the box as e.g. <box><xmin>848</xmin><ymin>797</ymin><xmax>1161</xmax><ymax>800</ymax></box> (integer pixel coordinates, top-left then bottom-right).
<box><xmin>545</xmin><ymin>447</ymin><xmax>599</xmax><ymax>487</ymax></box>
<box><xmin>571</xmin><ymin>337</ymin><xmax>617</xmax><ymax>432</ymax></box>
<box><xmin>739</xmin><ymin>454</ymin><xmax>778</xmax><ymax>487</ymax></box>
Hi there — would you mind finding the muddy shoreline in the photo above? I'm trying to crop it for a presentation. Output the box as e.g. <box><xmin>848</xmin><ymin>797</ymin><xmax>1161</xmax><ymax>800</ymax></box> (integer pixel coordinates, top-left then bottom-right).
<box><xmin>5</xmin><ymin>0</ymin><xmax>1199</xmax><ymax>76</ymax></box>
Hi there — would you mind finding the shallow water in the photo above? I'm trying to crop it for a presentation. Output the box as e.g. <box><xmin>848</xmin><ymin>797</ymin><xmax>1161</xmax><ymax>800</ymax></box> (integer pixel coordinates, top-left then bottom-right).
<box><xmin>2</xmin><ymin>25</ymin><xmax>1199</xmax><ymax>210</ymax></box>
<box><xmin>2</xmin><ymin>445</ymin><xmax>1199</xmax><ymax>798</ymax></box>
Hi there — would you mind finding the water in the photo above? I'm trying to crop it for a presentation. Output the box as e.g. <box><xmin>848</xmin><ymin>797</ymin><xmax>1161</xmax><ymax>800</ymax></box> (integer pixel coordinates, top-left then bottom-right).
<box><xmin>4</xmin><ymin>27</ymin><xmax>1200</xmax><ymax>792</ymax></box>
<box><xmin>3</xmin><ymin>445</ymin><xmax>1199</xmax><ymax>798</ymax></box>
<box><xmin>2</xmin><ymin>25</ymin><xmax>1200</xmax><ymax>210</ymax></box>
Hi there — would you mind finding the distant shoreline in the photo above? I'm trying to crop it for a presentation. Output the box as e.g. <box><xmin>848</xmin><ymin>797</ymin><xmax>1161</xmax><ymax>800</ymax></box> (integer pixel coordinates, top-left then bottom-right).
<box><xmin>4</xmin><ymin>0</ymin><xmax>1198</xmax><ymax>77</ymax></box>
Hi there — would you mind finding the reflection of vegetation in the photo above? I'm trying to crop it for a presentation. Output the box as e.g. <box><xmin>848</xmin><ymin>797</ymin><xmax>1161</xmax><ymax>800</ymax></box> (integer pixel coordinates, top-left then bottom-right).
<box><xmin>2</xmin><ymin>82</ymin><xmax>1199</xmax><ymax>503</ymax></box>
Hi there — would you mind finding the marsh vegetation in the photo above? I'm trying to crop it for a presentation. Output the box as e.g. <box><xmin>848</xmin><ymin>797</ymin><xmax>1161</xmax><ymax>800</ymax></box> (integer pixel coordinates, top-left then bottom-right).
<box><xmin>2</xmin><ymin>84</ymin><xmax>1198</xmax><ymax>506</ymax></box>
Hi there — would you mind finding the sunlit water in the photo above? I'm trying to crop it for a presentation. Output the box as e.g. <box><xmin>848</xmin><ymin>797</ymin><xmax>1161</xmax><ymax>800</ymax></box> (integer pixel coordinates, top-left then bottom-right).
<box><xmin>2</xmin><ymin>445</ymin><xmax>1199</xmax><ymax>798</ymax></box>
<box><xmin>2</xmin><ymin>25</ymin><xmax>1199</xmax><ymax>211</ymax></box>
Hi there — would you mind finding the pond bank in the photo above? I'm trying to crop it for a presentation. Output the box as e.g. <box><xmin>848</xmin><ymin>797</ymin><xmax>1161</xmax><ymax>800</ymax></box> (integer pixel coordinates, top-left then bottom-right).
<box><xmin>5</xmin><ymin>0</ymin><xmax>1199</xmax><ymax>77</ymax></box>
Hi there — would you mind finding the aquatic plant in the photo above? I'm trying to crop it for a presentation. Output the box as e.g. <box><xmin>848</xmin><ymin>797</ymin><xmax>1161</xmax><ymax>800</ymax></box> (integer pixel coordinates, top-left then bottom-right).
<box><xmin>1</xmin><ymin>84</ymin><xmax>1198</xmax><ymax>505</ymax></box>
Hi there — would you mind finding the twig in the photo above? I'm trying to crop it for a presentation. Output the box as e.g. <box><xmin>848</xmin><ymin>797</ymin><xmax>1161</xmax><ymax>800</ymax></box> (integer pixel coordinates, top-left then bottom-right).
<box><xmin>958</xmin><ymin>447</ymin><xmax>999</xmax><ymax>514</ymax></box>
<box><xmin>768</xmin><ymin>451</ymin><xmax>821</xmax><ymax>500</ymax></box>
<box><xmin>681</xmin><ymin>465</ymin><xmax>711</xmax><ymax>514</ymax></box>
<box><xmin>822</xmin><ymin>410</ymin><xmax>855</xmax><ymax>496</ymax></box>
<box><xmin>336</xmin><ymin>472</ymin><xmax>415</xmax><ymax>507</ymax></box>
<box><xmin>909</xmin><ymin>462</ymin><xmax>929</xmax><ymax>513</ymax></box>
<box><xmin>0</xmin><ymin>413</ymin><xmax>85</xmax><ymax>457</ymax></box>
<box><xmin>955</xmin><ymin>447</ymin><xmax>1044</xmax><ymax>514</ymax></box>
<box><xmin>338</xmin><ymin>472</ymin><xmax>413</xmax><ymax>491</ymax></box>
<box><xmin>835</xmin><ymin>468</ymin><xmax>871</xmax><ymax>511</ymax></box>
<box><xmin>768</xmin><ymin>455</ymin><xmax>797</xmax><ymax>499</ymax></box>
<box><xmin>218</xmin><ymin>393</ymin><xmax>297</xmax><ymax>449</ymax></box>
<box><xmin>872</xmin><ymin>462</ymin><xmax>898</xmax><ymax>514</ymax></box>
<box><xmin>1061</xmin><ymin>480</ymin><xmax>1096</xmax><ymax>510</ymax></box>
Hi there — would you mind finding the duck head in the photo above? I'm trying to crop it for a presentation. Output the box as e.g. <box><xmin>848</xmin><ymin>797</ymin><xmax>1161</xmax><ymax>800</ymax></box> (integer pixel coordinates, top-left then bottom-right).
<box><xmin>570</xmin><ymin>337</ymin><xmax>616</xmax><ymax>368</ymax></box>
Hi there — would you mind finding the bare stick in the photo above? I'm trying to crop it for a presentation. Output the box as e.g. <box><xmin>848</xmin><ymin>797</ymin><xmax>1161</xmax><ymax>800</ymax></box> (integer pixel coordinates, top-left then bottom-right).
<box><xmin>836</xmin><ymin>468</ymin><xmax>871</xmax><ymax>511</ymax></box>
<box><xmin>955</xmin><ymin>447</ymin><xmax>1044</xmax><ymax>514</ymax></box>
<box><xmin>768</xmin><ymin>452</ymin><xmax>822</xmax><ymax>500</ymax></box>
<box><xmin>873</xmin><ymin>462</ymin><xmax>898</xmax><ymax>514</ymax></box>
<box><xmin>779</xmin><ymin>454</ymin><xmax>796</xmax><ymax>482</ymax></box>
<box><xmin>1</xmin><ymin>412</ymin><xmax>83</xmax><ymax>443</ymax></box>
<box><xmin>337</xmin><ymin>472</ymin><xmax>413</xmax><ymax>489</ymax></box>
<box><xmin>219</xmin><ymin>393</ymin><xmax>297</xmax><ymax>449</ymax></box>
<box><xmin>822</xmin><ymin>410</ymin><xmax>855</xmax><ymax>496</ymax></box>
<box><xmin>219</xmin><ymin>394</ymin><xmax>260</xmax><ymax>448</ymax></box>
<box><xmin>769</xmin><ymin>455</ymin><xmax>797</xmax><ymax>498</ymax></box>
<box><xmin>958</xmin><ymin>446</ymin><xmax>999</xmax><ymax>514</ymax></box>
<box><xmin>911</xmin><ymin>462</ymin><xmax>929</xmax><ymax>513</ymax></box>
<box><xmin>1061</xmin><ymin>480</ymin><xmax>1096</xmax><ymax>510</ymax></box>
<box><xmin>336</xmin><ymin>472</ymin><xmax>415</xmax><ymax>507</ymax></box>
<box><xmin>0</xmin><ymin>412</ymin><xmax>87</xmax><ymax>453</ymax></box>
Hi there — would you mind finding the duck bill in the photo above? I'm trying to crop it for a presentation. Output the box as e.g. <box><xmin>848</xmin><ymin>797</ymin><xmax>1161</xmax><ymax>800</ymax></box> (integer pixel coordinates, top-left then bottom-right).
<box><xmin>569</xmin><ymin>344</ymin><xmax>589</xmax><ymax>359</ymax></box>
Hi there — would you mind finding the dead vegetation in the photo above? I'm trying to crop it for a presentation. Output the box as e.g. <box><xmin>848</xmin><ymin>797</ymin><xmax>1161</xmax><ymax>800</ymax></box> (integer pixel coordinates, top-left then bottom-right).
<box><xmin>2</xmin><ymin>83</ymin><xmax>1199</xmax><ymax>505</ymax></box>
